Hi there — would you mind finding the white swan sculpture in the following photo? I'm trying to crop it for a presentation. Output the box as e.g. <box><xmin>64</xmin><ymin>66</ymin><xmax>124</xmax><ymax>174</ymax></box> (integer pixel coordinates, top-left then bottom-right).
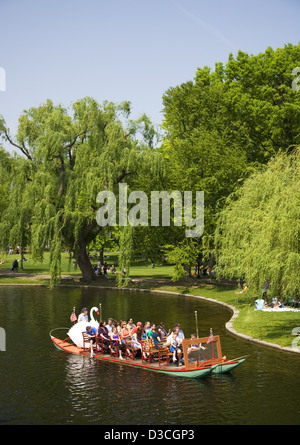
<box><xmin>67</xmin><ymin>307</ymin><xmax>100</xmax><ymax>347</ymax></box>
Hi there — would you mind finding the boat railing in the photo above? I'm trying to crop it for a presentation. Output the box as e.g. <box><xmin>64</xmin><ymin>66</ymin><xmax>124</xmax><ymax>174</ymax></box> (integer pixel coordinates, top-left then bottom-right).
<box><xmin>49</xmin><ymin>327</ymin><xmax>71</xmax><ymax>343</ymax></box>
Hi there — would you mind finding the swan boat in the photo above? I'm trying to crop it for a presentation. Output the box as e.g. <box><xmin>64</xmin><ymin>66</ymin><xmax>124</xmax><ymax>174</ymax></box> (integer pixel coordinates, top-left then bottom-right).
<box><xmin>50</xmin><ymin>320</ymin><xmax>246</xmax><ymax>379</ymax></box>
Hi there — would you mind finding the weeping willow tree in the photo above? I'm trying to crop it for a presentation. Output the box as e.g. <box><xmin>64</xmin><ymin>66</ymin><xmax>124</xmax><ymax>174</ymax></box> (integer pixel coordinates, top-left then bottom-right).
<box><xmin>215</xmin><ymin>148</ymin><xmax>300</xmax><ymax>298</ymax></box>
<box><xmin>0</xmin><ymin>153</ymin><xmax>34</xmax><ymax>269</ymax></box>
<box><xmin>0</xmin><ymin>97</ymin><xmax>163</xmax><ymax>286</ymax></box>
<box><xmin>0</xmin><ymin>147</ymin><xmax>11</xmax><ymax>218</ymax></box>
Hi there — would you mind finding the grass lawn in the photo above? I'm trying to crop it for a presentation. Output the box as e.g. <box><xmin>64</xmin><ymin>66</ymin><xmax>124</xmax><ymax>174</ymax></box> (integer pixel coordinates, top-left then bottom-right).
<box><xmin>1</xmin><ymin>249</ymin><xmax>299</xmax><ymax>350</ymax></box>
<box><xmin>0</xmin><ymin>250</ymin><xmax>174</xmax><ymax>278</ymax></box>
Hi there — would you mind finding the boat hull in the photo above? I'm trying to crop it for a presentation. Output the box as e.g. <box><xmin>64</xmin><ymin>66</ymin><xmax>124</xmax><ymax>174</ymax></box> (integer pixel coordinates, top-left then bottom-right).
<box><xmin>212</xmin><ymin>359</ymin><xmax>245</xmax><ymax>374</ymax></box>
<box><xmin>50</xmin><ymin>335</ymin><xmax>217</xmax><ymax>379</ymax></box>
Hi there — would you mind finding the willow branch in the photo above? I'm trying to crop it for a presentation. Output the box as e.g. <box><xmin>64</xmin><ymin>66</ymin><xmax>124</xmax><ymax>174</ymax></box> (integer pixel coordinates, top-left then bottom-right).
<box><xmin>3</xmin><ymin>129</ymin><xmax>32</xmax><ymax>160</ymax></box>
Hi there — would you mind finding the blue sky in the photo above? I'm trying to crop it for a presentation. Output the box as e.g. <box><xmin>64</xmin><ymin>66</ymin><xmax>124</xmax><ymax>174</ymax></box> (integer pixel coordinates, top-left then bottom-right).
<box><xmin>0</xmin><ymin>0</ymin><xmax>299</xmax><ymax>147</ymax></box>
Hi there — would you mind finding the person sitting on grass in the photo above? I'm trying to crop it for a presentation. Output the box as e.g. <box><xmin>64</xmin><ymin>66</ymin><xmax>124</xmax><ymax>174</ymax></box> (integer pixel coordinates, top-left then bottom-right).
<box><xmin>255</xmin><ymin>297</ymin><xmax>265</xmax><ymax>310</ymax></box>
<box><xmin>10</xmin><ymin>259</ymin><xmax>18</xmax><ymax>271</ymax></box>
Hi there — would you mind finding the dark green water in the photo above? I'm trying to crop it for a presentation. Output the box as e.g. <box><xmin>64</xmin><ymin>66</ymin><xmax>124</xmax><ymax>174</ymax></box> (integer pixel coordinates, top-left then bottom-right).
<box><xmin>0</xmin><ymin>286</ymin><xmax>299</xmax><ymax>425</ymax></box>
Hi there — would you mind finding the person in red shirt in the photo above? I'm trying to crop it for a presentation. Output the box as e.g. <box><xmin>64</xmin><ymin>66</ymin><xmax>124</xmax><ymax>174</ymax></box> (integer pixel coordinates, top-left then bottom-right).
<box><xmin>130</xmin><ymin>321</ymin><xmax>142</xmax><ymax>335</ymax></box>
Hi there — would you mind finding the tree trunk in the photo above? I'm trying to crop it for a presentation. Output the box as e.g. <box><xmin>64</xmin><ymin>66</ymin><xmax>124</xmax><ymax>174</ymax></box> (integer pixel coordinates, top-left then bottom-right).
<box><xmin>76</xmin><ymin>220</ymin><xmax>102</xmax><ymax>282</ymax></box>
<box><xmin>77</xmin><ymin>236</ymin><xmax>95</xmax><ymax>282</ymax></box>
<box><xmin>100</xmin><ymin>246</ymin><xmax>104</xmax><ymax>264</ymax></box>
<box><xmin>183</xmin><ymin>263</ymin><xmax>191</xmax><ymax>277</ymax></box>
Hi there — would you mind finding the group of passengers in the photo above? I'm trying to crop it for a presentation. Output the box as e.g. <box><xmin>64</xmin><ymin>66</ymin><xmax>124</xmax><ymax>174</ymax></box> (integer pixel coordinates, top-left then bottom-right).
<box><xmin>82</xmin><ymin>309</ymin><xmax>186</xmax><ymax>365</ymax></box>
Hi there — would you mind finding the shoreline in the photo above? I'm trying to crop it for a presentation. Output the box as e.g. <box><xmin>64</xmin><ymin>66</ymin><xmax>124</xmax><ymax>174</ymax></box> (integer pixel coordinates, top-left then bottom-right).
<box><xmin>1</xmin><ymin>276</ymin><xmax>299</xmax><ymax>355</ymax></box>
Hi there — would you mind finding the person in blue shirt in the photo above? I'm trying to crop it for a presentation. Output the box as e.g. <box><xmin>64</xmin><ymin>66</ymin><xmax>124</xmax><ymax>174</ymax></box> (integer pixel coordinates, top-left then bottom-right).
<box><xmin>85</xmin><ymin>325</ymin><xmax>97</xmax><ymax>357</ymax></box>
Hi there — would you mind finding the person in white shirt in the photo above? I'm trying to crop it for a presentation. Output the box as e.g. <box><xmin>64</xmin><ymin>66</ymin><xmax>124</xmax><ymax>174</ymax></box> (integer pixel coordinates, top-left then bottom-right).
<box><xmin>174</xmin><ymin>323</ymin><xmax>185</xmax><ymax>342</ymax></box>
<box><xmin>78</xmin><ymin>307</ymin><xmax>89</xmax><ymax>323</ymax></box>
<box><xmin>165</xmin><ymin>327</ymin><xmax>183</xmax><ymax>365</ymax></box>
<box><xmin>106</xmin><ymin>318</ymin><xmax>114</xmax><ymax>335</ymax></box>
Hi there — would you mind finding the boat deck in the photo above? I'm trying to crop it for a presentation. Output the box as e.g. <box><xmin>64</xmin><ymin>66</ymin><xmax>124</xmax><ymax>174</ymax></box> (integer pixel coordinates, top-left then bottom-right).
<box><xmin>53</xmin><ymin>336</ymin><xmax>183</xmax><ymax>370</ymax></box>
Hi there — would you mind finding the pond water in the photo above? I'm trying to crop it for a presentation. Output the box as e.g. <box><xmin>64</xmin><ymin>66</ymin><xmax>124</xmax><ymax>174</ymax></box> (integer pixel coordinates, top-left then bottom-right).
<box><xmin>0</xmin><ymin>286</ymin><xmax>299</xmax><ymax>425</ymax></box>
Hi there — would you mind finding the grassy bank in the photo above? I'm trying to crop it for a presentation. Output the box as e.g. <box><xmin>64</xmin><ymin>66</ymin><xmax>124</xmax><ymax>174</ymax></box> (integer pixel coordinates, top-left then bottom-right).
<box><xmin>0</xmin><ymin>250</ymin><xmax>175</xmax><ymax>278</ymax></box>
<box><xmin>1</xmin><ymin>250</ymin><xmax>299</xmax><ymax>350</ymax></box>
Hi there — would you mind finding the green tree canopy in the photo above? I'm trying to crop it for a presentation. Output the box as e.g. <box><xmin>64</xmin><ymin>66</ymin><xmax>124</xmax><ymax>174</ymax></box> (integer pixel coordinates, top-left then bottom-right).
<box><xmin>215</xmin><ymin>148</ymin><xmax>300</xmax><ymax>298</ymax></box>
<box><xmin>0</xmin><ymin>98</ymin><xmax>163</xmax><ymax>285</ymax></box>
<box><xmin>160</xmin><ymin>43</ymin><xmax>300</xmax><ymax>279</ymax></box>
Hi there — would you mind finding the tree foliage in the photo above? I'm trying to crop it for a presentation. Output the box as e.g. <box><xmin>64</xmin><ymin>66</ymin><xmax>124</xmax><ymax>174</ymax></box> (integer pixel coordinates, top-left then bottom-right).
<box><xmin>0</xmin><ymin>43</ymin><xmax>299</xmax><ymax>288</ymax></box>
<box><xmin>160</xmin><ymin>43</ymin><xmax>300</xmax><ymax>278</ymax></box>
<box><xmin>215</xmin><ymin>148</ymin><xmax>300</xmax><ymax>297</ymax></box>
<box><xmin>0</xmin><ymin>98</ymin><xmax>162</xmax><ymax>285</ymax></box>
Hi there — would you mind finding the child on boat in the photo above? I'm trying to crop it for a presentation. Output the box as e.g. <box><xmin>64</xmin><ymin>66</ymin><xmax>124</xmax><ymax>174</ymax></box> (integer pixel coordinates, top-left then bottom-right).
<box><xmin>128</xmin><ymin>331</ymin><xmax>142</xmax><ymax>351</ymax></box>
<box><xmin>110</xmin><ymin>327</ymin><xmax>124</xmax><ymax>360</ymax></box>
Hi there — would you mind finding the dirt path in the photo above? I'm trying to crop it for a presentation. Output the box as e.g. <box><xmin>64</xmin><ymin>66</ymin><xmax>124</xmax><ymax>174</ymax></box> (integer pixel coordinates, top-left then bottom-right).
<box><xmin>0</xmin><ymin>269</ymin><xmax>74</xmax><ymax>280</ymax></box>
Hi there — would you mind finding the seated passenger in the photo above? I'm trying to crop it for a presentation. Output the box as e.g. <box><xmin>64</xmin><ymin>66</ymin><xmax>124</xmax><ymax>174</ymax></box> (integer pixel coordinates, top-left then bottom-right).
<box><xmin>159</xmin><ymin>322</ymin><xmax>169</xmax><ymax>338</ymax></box>
<box><xmin>98</xmin><ymin>321</ymin><xmax>111</xmax><ymax>350</ymax></box>
<box><xmin>165</xmin><ymin>328</ymin><xmax>183</xmax><ymax>366</ymax></box>
<box><xmin>165</xmin><ymin>331</ymin><xmax>179</xmax><ymax>363</ymax></box>
<box><xmin>110</xmin><ymin>327</ymin><xmax>124</xmax><ymax>360</ymax></box>
<box><xmin>147</xmin><ymin>323</ymin><xmax>156</xmax><ymax>339</ymax></box>
<box><xmin>85</xmin><ymin>325</ymin><xmax>97</xmax><ymax>357</ymax></box>
<box><xmin>173</xmin><ymin>323</ymin><xmax>185</xmax><ymax>342</ymax></box>
<box><xmin>128</xmin><ymin>331</ymin><xmax>142</xmax><ymax>351</ymax></box>
<box><xmin>105</xmin><ymin>318</ymin><xmax>114</xmax><ymax>334</ymax></box>
<box><xmin>143</xmin><ymin>321</ymin><xmax>151</xmax><ymax>339</ymax></box>
<box><xmin>187</xmin><ymin>334</ymin><xmax>205</xmax><ymax>355</ymax></box>
<box><xmin>127</xmin><ymin>318</ymin><xmax>136</xmax><ymax>330</ymax></box>
<box><xmin>152</xmin><ymin>327</ymin><xmax>163</xmax><ymax>349</ymax></box>
<box><xmin>120</xmin><ymin>321</ymin><xmax>131</xmax><ymax>345</ymax></box>
<box><xmin>135</xmin><ymin>323</ymin><xmax>144</xmax><ymax>341</ymax></box>
<box><xmin>131</xmin><ymin>321</ymin><xmax>142</xmax><ymax>336</ymax></box>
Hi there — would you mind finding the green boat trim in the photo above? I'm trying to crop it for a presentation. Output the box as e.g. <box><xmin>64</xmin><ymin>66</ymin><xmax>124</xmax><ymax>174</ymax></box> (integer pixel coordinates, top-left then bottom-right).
<box><xmin>212</xmin><ymin>358</ymin><xmax>246</xmax><ymax>374</ymax></box>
